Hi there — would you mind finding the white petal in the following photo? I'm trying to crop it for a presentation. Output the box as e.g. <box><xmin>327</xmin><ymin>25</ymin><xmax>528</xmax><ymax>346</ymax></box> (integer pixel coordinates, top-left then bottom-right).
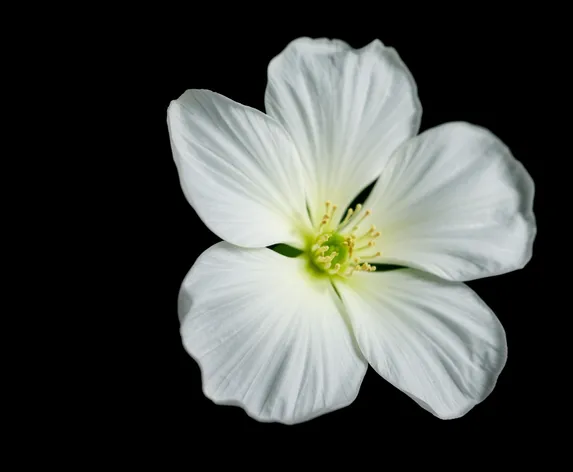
<box><xmin>363</xmin><ymin>122</ymin><xmax>536</xmax><ymax>281</ymax></box>
<box><xmin>335</xmin><ymin>270</ymin><xmax>507</xmax><ymax>419</ymax></box>
<box><xmin>179</xmin><ymin>242</ymin><xmax>367</xmax><ymax>424</ymax></box>
<box><xmin>167</xmin><ymin>90</ymin><xmax>312</xmax><ymax>248</ymax></box>
<box><xmin>265</xmin><ymin>37</ymin><xmax>421</xmax><ymax>226</ymax></box>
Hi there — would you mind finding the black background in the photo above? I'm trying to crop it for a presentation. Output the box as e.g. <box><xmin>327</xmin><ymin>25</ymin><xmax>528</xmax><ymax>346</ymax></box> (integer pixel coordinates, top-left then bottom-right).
<box><xmin>135</xmin><ymin>15</ymin><xmax>547</xmax><ymax>444</ymax></box>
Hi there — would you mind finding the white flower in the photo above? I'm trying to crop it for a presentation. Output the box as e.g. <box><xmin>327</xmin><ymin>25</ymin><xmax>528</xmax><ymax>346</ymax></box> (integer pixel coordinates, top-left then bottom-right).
<box><xmin>167</xmin><ymin>37</ymin><xmax>535</xmax><ymax>424</ymax></box>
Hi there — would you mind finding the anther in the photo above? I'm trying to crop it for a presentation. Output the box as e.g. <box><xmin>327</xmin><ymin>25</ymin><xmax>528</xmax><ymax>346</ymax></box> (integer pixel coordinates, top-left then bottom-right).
<box><xmin>325</xmin><ymin>252</ymin><xmax>338</xmax><ymax>262</ymax></box>
<box><xmin>330</xmin><ymin>204</ymin><xmax>338</xmax><ymax>218</ymax></box>
<box><xmin>328</xmin><ymin>263</ymin><xmax>341</xmax><ymax>275</ymax></box>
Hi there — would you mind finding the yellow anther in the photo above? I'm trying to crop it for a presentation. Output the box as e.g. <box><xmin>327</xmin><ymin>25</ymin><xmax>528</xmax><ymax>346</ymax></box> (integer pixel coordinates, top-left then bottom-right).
<box><xmin>318</xmin><ymin>201</ymin><xmax>339</xmax><ymax>231</ymax></box>
<box><xmin>330</xmin><ymin>204</ymin><xmax>338</xmax><ymax>218</ymax></box>
<box><xmin>345</xmin><ymin>236</ymin><xmax>356</xmax><ymax>258</ymax></box>
<box><xmin>329</xmin><ymin>263</ymin><xmax>341</xmax><ymax>275</ymax></box>
<box><xmin>343</xmin><ymin>266</ymin><xmax>356</xmax><ymax>276</ymax></box>
<box><xmin>355</xmin><ymin>262</ymin><xmax>376</xmax><ymax>272</ymax></box>
<box><xmin>325</xmin><ymin>252</ymin><xmax>338</xmax><ymax>262</ymax></box>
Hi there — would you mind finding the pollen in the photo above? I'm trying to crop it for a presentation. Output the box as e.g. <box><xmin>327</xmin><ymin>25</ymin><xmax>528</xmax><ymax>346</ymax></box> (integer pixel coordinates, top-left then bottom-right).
<box><xmin>308</xmin><ymin>200</ymin><xmax>382</xmax><ymax>277</ymax></box>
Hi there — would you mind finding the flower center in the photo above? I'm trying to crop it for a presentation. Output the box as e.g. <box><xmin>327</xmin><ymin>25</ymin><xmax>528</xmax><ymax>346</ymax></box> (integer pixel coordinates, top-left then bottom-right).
<box><xmin>308</xmin><ymin>201</ymin><xmax>381</xmax><ymax>277</ymax></box>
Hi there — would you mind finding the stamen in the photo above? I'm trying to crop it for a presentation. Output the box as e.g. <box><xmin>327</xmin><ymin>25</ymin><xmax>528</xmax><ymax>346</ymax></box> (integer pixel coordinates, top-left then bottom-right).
<box><xmin>337</xmin><ymin>204</ymin><xmax>362</xmax><ymax>231</ymax></box>
<box><xmin>311</xmin><ymin>234</ymin><xmax>330</xmax><ymax>251</ymax></box>
<box><xmin>351</xmin><ymin>209</ymin><xmax>372</xmax><ymax>232</ymax></box>
<box><xmin>317</xmin><ymin>201</ymin><xmax>339</xmax><ymax>231</ymax></box>
<box><xmin>358</xmin><ymin>251</ymin><xmax>381</xmax><ymax>260</ymax></box>
<box><xmin>344</xmin><ymin>235</ymin><xmax>356</xmax><ymax>258</ymax></box>
<box><xmin>340</xmin><ymin>208</ymin><xmax>354</xmax><ymax>225</ymax></box>
<box><xmin>353</xmin><ymin>262</ymin><xmax>376</xmax><ymax>272</ymax></box>
<box><xmin>356</xmin><ymin>225</ymin><xmax>378</xmax><ymax>241</ymax></box>
<box><xmin>328</xmin><ymin>263</ymin><xmax>341</xmax><ymax>275</ymax></box>
<box><xmin>324</xmin><ymin>252</ymin><xmax>338</xmax><ymax>262</ymax></box>
<box><xmin>330</xmin><ymin>204</ymin><xmax>338</xmax><ymax>219</ymax></box>
<box><xmin>353</xmin><ymin>242</ymin><xmax>372</xmax><ymax>253</ymax></box>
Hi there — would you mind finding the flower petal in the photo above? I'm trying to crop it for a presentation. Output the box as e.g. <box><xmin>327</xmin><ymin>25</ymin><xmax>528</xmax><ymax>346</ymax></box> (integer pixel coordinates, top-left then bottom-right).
<box><xmin>167</xmin><ymin>90</ymin><xmax>312</xmax><ymax>248</ymax></box>
<box><xmin>363</xmin><ymin>122</ymin><xmax>535</xmax><ymax>281</ymax></box>
<box><xmin>265</xmin><ymin>37</ymin><xmax>421</xmax><ymax>226</ymax></box>
<box><xmin>179</xmin><ymin>242</ymin><xmax>367</xmax><ymax>424</ymax></box>
<box><xmin>335</xmin><ymin>270</ymin><xmax>507</xmax><ymax>419</ymax></box>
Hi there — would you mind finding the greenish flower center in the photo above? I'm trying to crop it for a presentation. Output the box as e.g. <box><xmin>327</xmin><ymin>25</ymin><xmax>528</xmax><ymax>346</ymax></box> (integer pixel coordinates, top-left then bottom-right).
<box><xmin>307</xmin><ymin>200</ymin><xmax>382</xmax><ymax>278</ymax></box>
<box><xmin>310</xmin><ymin>231</ymin><xmax>348</xmax><ymax>270</ymax></box>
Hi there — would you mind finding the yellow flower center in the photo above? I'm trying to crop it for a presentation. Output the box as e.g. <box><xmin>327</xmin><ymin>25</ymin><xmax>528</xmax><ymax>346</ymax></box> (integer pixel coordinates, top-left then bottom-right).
<box><xmin>308</xmin><ymin>201</ymin><xmax>381</xmax><ymax>277</ymax></box>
